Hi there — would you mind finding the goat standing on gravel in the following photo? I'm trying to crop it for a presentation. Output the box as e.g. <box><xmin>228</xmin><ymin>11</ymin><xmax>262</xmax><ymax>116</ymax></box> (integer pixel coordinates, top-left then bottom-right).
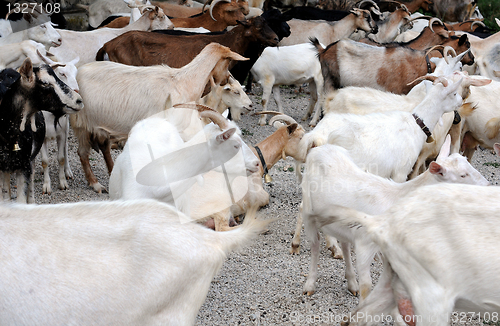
<box><xmin>0</xmin><ymin>58</ymin><xmax>83</xmax><ymax>203</ymax></box>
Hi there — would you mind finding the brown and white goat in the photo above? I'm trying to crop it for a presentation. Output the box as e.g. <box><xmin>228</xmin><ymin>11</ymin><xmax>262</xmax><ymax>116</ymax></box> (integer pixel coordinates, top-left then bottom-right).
<box><xmin>312</xmin><ymin>34</ymin><xmax>473</xmax><ymax>95</ymax></box>
<box><xmin>72</xmin><ymin>43</ymin><xmax>247</xmax><ymax>193</ymax></box>
<box><xmin>232</xmin><ymin>114</ymin><xmax>305</xmax><ymax>217</ymax></box>
<box><xmin>170</xmin><ymin>0</ymin><xmax>249</xmax><ymax>31</ymax></box>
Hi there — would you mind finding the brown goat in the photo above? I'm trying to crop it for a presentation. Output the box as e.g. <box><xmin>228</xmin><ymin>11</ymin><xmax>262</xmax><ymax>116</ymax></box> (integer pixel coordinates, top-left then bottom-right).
<box><xmin>312</xmin><ymin>34</ymin><xmax>473</xmax><ymax>95</ymax></box>
<box><xmin>170</xmin><ymin>0</ymin><xmax>249</xmax><ymax>31</ymax></box>
<box><xmin>96</xmin><ymin>16</ymin><xmax>278</xmax><ymax>69</ymax></box>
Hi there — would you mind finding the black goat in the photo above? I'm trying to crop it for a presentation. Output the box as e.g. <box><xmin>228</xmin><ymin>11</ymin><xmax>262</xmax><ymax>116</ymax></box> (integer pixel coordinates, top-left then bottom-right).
<box><xmin>230</xmin><ymin>9</ymin><xmax>291</xmax><ymax>93</ymax></box>
<box><xmin>0</xmin><ymin>58</ymin><xmax>83</xmax><ymax>203</ymax></box>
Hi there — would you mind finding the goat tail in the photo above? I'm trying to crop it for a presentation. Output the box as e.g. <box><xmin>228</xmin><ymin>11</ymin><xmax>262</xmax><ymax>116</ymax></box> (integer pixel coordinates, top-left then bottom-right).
<box><xmin>215</xmin><ymin>206</ymin><xmax>274</xmax><ymax>254</ymax></box>
<box><xmin>95</xmin><ymin>46</ymin><xmax>107</xmax><ymax>61</ymax></box>
<box><xmin>324</xmin><ymin>205</ymin><xmax>379</xmax><ymax>238</ymax></box>
<box><xmin>486</xmin><ymin>117</ymin><xmax>500</xmax><ymax>140</ymax></box>
<box><xmin>309</xmin><ymin>37</ymin><xmax>324</xmax><ymax>54</ymax></box>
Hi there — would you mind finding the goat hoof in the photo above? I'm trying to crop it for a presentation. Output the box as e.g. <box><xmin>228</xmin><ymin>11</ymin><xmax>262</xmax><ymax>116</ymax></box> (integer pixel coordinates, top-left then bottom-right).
<box><xmin>303</xmin><ymin>290</ymin><xmax>315</xmax><ymax>296</ymax></box>
<box><xmin>348</xmin><ymin>288</ymin><xmax>359</xmax><ymax>297</ymax></box>
<box><xmin>290</xmin><ymin>243</ymin><xmax>300</xmax><ymax>255</ymax></box>
<box><xmin>92</xmin><ymin>183</ymin><xmax>107</xmax><ymax>194</ymax></box>
<box><xmin>328</xmin><ymin>247</ymin><xmax>343</xmax><ymax>259</ymax></box>
<box><xmin>340</xmin><ymin>321</ymin><xmax>350</xmax><ymax>326</ymax></box>
<box><xmin>42</xmin><ymin>185</ymin><xmax>52</xmax><ymax>195</ymax></box>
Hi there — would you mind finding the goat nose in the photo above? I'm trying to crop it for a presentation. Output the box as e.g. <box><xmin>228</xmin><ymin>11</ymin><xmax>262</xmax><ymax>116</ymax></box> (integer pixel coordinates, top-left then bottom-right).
<box><xmin>74</xmin><ymin>89</ymin><xmax>79</xmax><ymax>93</ymax></box>
<box><xmin>58</xmin><ymin>38</ymin><xmax>62</xmax><ymax>44</ymax></box>
<box><xmin>76</xmin><ymin>99</ymin><xmax>83</xmax><ymax>105</ymax></box>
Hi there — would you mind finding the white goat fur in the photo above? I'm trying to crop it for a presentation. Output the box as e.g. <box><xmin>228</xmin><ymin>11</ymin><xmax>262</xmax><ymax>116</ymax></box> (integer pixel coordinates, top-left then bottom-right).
<box><xmin>332</xmin><ymin>183</ymin><xmax>500</xmax><ymax>325</ymax></box>
<box><xmin>86</xmin><ymin>0</ymin><xmax>150</xmax><ymax>28</ymax></box>
<box><xmin>0</xmin><ymin>22</ymin><xmax>61</xmax><ymax>50</ymax></box>
<box><xmin>199</xmin><ymin>76</ymin><xmax>253</xmax><ymax>121</ymax></box>
<box><xmin>298</xmin><ymin>78</ymin><xmax>464</xmax><ymax>183</ymax></box>
<box><xmin>49</xmin><ymin>6</ymin><xmax>172</xmax><ymax>67</ymax></box>
<box><xmin>109</xmin><ymin>114</ymin><xmax>260</xmax><ymax>231</ymax></box>
<box><xmin>72</xmin><ymin>43</ymin><xmax>246</xmax><ymax>192</ymax></box>
<box><xmin>278</xmin><ymin>9</ymin><xmax>376</xmax><ymax>46</ymax></box>
<box><xmin>251</xmin><ymin>42</ymin><xmax>324</xmax><ymax>126</ymax></box>
<box><xmin>298</xmin><ymin>140</ymin><xmax>489</xmax><ymax>299</ymax></box>
<box><xmin>0</xmin><ymin>199</ymin><xmax>270</xmax><ymax>325</ymax></box>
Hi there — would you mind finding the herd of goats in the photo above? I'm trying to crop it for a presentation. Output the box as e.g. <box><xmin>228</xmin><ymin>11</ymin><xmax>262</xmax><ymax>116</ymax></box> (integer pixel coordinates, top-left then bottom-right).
<box><xmin>0</xmin><ymin>0</ymin><xmax>500</xmax><ymax>324</ymax></box>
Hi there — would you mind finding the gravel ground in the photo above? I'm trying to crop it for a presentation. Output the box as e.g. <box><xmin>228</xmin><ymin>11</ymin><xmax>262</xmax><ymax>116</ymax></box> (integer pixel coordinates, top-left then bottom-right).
<box><xmin>19</xmin><ymin>83</ymin><xmax>500</xmax><ymax>325</ymax></box>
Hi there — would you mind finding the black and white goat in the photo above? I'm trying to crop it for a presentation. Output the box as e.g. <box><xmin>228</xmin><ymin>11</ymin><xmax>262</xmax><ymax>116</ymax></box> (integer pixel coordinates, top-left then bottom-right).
<box><xmin>0</xmin><ymin>58</ymin><xmax>83</xmax><ymax>203</ymax></box>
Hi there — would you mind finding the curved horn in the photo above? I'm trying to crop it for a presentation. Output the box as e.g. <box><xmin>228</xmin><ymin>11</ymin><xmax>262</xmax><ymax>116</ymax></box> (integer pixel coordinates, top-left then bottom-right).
<box><xmin>470</xmin><ymin>20</ymin><xmax>486</xmax><ymax>31</ymax></box>
<box><xmin>209</xmin><ymin>0</ymin><xmax>231</xmax><ymax>21</ymax></box>
<box><xmin>202</xmin><ymin>0</ymin><xmax>213</xmax><ymax>13</ymax></box>
<box><xmin>429</xmin><ymin>17</ymin><xmax>444</xmax><ymax>33</ymax></box>
<box><xmin>425</xmin><ymin>44</ymin><xmax>444</xmax><ymax>57</ymax></box>
<box><xmin>172</xmin><ymin>103</ymin><xmax>218</xmax><ymax>113</ymax></box>
<box><xmin>253</xmin><ymin>111</ymin><xmax>285</xmax><ymax>116</ymax></box>
<box><xmin>407</xmin><ymin>75</ymin><xmax>437</xmax><ymax>86</ymax></box>
<box><xmin>269</xmin><ymin>114</ymin><xmax>298</xmax><ymax>126</ymax></box>
<box><xmin>357</xmin><ymin>0</ymin><xmax>380</xmax><ymax>11</ymax></box>
<box><xmin>200</xmin><ymin>110</ymin><xmax>229</xmax><ymax>129</ymax></box>
<box><xmin>443</xmin><ymin>45</ymin><xmax>457</xmax><ymax>61</ymax></box>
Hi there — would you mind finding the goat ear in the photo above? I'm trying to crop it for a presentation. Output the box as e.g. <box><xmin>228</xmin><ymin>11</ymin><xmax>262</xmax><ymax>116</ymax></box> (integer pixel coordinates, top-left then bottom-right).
<box><xmin>216</xmin><ymin>128</ymin><xmax>236</xmax><ymax>142</ymax></box>
<box><xmin>458</xmin><ymin>34</ymin><xmax>468</xmax><ymax>46</ymax></box>
<box><xmin>287</xmin><ymin>123</ymin><xmax>298</xmax><ymax>135</ymax></box>
<box><xmin>19</xmin><ymin>58</ymin><xmax>34</xmax><ymax>84</ymax></box>
<box><xmin>494</xmin><ymin>143</ymin><xmax>500</xmax><ymax>157</ymax></box>
<box><xmin>436</xmin><ymin>134</ymin><xmax>451</xmax><ymax>160</ymax></box>
<box><xmin>429</xmin><ymin>161</ymin><xmax>445</xmax><ymax>176</ymax></box>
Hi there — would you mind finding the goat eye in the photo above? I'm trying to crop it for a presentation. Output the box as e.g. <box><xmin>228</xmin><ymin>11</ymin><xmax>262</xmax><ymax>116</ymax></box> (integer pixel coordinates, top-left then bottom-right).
<box><xmin>234</xmin><ymin>91</ymin><xmax>240</xmax><ymax>95</ymax></box>
<box><xmin>461</xmin><ymin>174</ymin><xmax>468</xmax><ymax>178</ymax></box>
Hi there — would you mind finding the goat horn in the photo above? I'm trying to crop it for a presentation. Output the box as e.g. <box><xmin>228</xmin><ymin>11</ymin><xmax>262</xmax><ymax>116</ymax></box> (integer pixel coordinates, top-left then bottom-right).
<box><xmin>425</xmin><ymin>44</ymin><xmax>444</xmax><ymax>57</ymax></box>
<box><xmin>172</xmin><ymin>103</ymin><xmax>218</xmax><ymax>113</ymax></box>
<box><xmin>429</xmin><ymin>17</ymin><xmax>444</xmax><ymax>33</ymax></box>
<box><xmin>269</xmin><ymin>114</ymin><xmax>298</xmax><ymax>126</ymax></box>
<box><xmin>443</xmin><ymin>45</ymin><xmax>457</xmax><ymax>60</ymax></box>
<box><xmin>209</xmin><ymin>0</ymin><xmax>231</xmax><ymax>21</ymax></box>
<box><xmin>357</xmin><ymin>0</ymin><xmax>380</xmax><ymax>11</ymax></box>
<box><xmin>407</xmin><ymin>75</ymin><xmax>437</xmax><ymax>86</ymax></box>
<box><xmin>202</xmin><ymin>0</ymin><xmax>213</xmax><ymax>13</ymax></box>
<box><xmin>470</xmin><ymin>21</ymin><xmax>486</xmax><ymax>30</ymax></box>
<box><xmin>253</xmin><ymin>111</ymin><xmax>284</xmax><ymax>116</ymax></box>
<box><xmin>200</xmin><ymin>110</ymin><xmax>229</xmax><ymax>129</ymax></box>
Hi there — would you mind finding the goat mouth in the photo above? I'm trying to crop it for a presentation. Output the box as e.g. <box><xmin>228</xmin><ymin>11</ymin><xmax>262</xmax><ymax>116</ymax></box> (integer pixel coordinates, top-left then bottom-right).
<box><xmin>51</xmin><ymin>41</ymin><xmax>62</xmax><ymax>47</ymax></box>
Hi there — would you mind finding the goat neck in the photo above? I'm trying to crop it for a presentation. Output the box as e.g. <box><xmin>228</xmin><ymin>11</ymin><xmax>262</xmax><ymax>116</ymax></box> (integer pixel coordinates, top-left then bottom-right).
<box><xmin>251</xmin><ymin>126</ymin><xmax>290</xmax><ymax>176</ymax></box>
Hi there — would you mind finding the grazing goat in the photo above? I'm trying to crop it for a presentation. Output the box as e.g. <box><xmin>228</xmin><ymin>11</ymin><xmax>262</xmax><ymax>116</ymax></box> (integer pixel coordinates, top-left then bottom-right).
<box><xmin>251</xmin><ymin>42</ymin><xmax>324</xmax><ymax>126</ymax></box>
<box><xmin>96</xmin><ymin>16</ymin><xmax>278</xmax><ymax>68</ymax></box>
<box><xmin>0</xmin><ymin>199</ymin><xmax>270</xmax><ymax>325</ymax></box>
<box><xmin>109</xmin><ymin>107</ymin><xmax>260</xmax><ymax>231</ymax></box>
<box><xmin>298</xmin><ymin>138</ymin><xmax>489</xmax><ymax>299</ymax></box>
<box><xmin>0</xmin><ymin>58</ymin><xmax>83</xmax><ymax>203</ymax></box>
<box><xmin>333</xmin><ymin>183</ymin><xmax>500</xmax><ymax>326</ymax></box>
<box><xmin>49</xmin><ymin>6</ymin><xmax>172</xmax><ymax>67</ymax></box>
<box><xmin>73</xmin><ymin>43</ymin><xmax>247</xmax><ymax>193</ymax></box>
<box><xmin>278</xmin><ymin>8</ymin><xmax>378</xmax><ymax>46</ymax></box>
<box><xmin>312</xmin><ymin>35</ymin><xmax>473</xmax><ymax>95</ymax></box>
<box><xmin>170</xmin><ymin>0</ymin><xmax>249</xmax><ymax>32</ymax></box>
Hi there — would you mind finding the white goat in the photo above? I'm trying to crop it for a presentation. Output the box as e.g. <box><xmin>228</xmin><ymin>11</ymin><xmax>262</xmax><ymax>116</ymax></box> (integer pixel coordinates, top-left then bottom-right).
<box><xmin>109</xmin><ymin>107</ymin><xmax>260</xmax><ymax>231</ymax></box>
<box><xmin>83</xmin><ymin>0</ymin><xmax>150</xmax><ymax>28</ymax></box>
<box><xmin>278</xmin><ymin>8</ymin><xmax>378</xmax><ymax>46</ymax></box>
<box><xmin>298</xmin><ymin>138</ymin><xmax>489</xmax><ymax>299</ymax></box>
<box><xmin>0</xmin><ymin>199</ymin><xmax>270</xmax><ymax>325</ymax></box>
<box><xmin>298</xmin><ymin>75</ymin><xmax>464</xmax><ymax>183</ymax></box>
<box><xmin>72</xmin><ymin>43</ymin><xmax>247</xmax><ymax>193</ymax></box>
<box><xmin>332</xmin><ymin>183</ymin><xmax>500</xmax><ymax>326</ymax></box>
<box><xmin>0</xmin><ymin>21</ymin><xmax>61</xmax><ymax>50</ymax></box>
<box><xmin>458</xmin><ymin>78</ymin><xmax>500</xmax><ymax>160</ymax></box>
<box><xmin>199</xmin><ymin>75</ymin><xmax>253</xmax><ymax>121</ymax></box>
<box><xmin>251</xmin><ymin>42</ymin><xmax>324</xmax><ymax>126</ymax></box>
<box><xmin>0</xmin><ymin>40</ymin><xmax>49</xmax><ymax>69</ymax></box>
<box><xmin>49</xmin><ymin>6</ymin><xmax>172</xmax><ymax>67</ymax></box>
